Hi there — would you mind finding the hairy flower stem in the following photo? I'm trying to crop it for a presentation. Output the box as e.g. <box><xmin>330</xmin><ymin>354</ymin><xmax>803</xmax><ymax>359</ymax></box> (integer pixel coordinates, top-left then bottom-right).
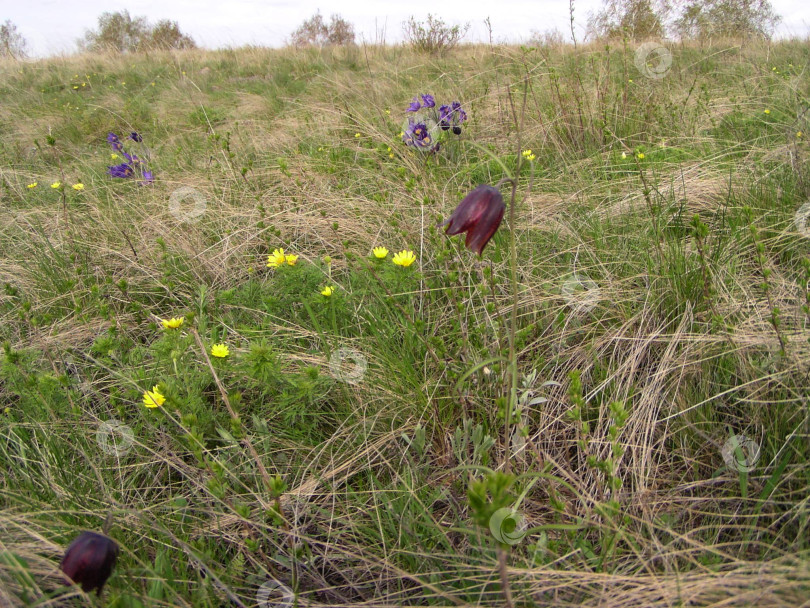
<box><xmin>495</xmin><ymin>174</ymin><xmax>520</xmax><ymax>477</ymax></box>
<box><xmin>501</xmin><ymin>77</ymin><xmax>528</xmax><ymax>476</ymax></box>
<box><xmin>497</xmin><ymin>546</ymin><xmax>515</xmax><ymax>608</ymax></box>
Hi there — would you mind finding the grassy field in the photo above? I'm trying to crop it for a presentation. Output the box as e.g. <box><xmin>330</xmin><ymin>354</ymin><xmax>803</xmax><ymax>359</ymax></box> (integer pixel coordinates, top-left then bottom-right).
<box><xmin>1</xmin><ymin>38</ymin><xmax>810</xmax><ymax>607</ymax></box>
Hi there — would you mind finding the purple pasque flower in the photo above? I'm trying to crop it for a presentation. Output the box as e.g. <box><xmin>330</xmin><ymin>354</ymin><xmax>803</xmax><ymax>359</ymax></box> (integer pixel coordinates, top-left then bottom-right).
<box><xmin>449</xmin><ymin>101</ymin><xmax>467</xmax><ymax>123</ymax></box>
<box><xmin>438</xmin><ymin>105</ymin><xmax>452</xmax><ymax>131</ymax></box>
<box><xmin>403</xmin><ymin>118</ymin><xmax>437</xmax><ymax>151</ymax></box>
<box><xmin>439</xmin><ymin>102</ymin><xmax>466</xmax><ymax>131</ymax></box>
<box><xmin>105</xmin><ymin>129</ymin><xmax>154</xmax><ymax>182</ymax></box>
<box><xmin>107</xmin><ymin>163</ymin><xmax>134</xmax><ymax>178</ymax></box>
<box><xmin>107</xmin><ymin>132</ymin><xmax>123</xmax><ymax>152</ymax></box>
<box><xmin>406</xmin><ymin>97</ymin><xmax>421</xmax><ymax>112</ymax></box>
<box><xmin>442</xmin><ymin>184</ymin><xmax>505</xmax><ymax>256</ymax></box>
<box><xmin>420</xmin><ymin>94</ymin><xmax>435</xmax><ymax>108</ymax></box>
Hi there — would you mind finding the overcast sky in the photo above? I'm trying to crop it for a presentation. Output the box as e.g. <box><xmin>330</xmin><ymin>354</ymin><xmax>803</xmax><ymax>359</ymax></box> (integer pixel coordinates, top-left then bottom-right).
<box><xmin>4</xmin><ymin>0</ymin><xmax>810</xmax><ymax>58</ymax></box>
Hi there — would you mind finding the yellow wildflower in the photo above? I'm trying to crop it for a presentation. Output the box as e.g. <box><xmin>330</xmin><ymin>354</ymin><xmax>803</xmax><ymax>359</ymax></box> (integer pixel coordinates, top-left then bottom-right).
<box><xmin>393</xmin><ymin>250</ymin><xmax>416</xmax><ymax>267</ymax></box>
<box><xmin>636</xmin><ymin>153</ymin><xmax>645</xmax><ymax>160</ymax></box>
<box><xmin>373</xmin><ymin>246</ymin><xmax>389</xmax><ymax>259</ymax></box>
<box><xmin>72</xmin><ymin>183</ymin><xmax>84</xmax><ymax>191</ymax></box>
<box><xmin>321</xmin><ymin>286</ymin><xmax>334</xmax><ymax>297</ymax></box>
<box><xmin>285</xmin><ymin>254</ymin><xmax>299</xmax><ymax>266</ymax></box>
<box><xmin>161</xmin><ymin>316</ymin><xmax>184</xmax><ymax>329</ymax></box>
<box><xmin>111</xmin><ymin>153</ymin><xmax>119</xmax><ymax>160</ymax></box>
<box><xmin>210</xmin><ymin>343</ymin><xmax>230</xmax><ymax>358</ymax></box>
<box><xmin>266</xmin><ymin>248</ymin><xmax>286</xmax><ymax>269</ymax></box>
<box><xmin>26</xmin><ymin>182</ymin><xmax>37</xmax><ymax>189</ymax></box>
<box><xmin>764</xmin><ymin>109</ymin><xmax>771</xmax><ymax>114</ymax></box>
<box><xmin>143</xmin><ymin>385</ymin><xmax>165</xmax><ymax>408</ymax></box>
<box><xmin>51</xmin><ymin>181</ymin><xmax>61</xmax><ymax>189</ymax></box>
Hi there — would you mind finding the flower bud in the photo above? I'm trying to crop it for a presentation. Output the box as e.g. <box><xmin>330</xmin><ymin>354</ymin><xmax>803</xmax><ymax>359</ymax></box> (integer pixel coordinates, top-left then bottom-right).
<box><xmin>441</xmin><ymin>185</ymin><xmax>505</xmax><ymax>255</ymax></box>
<box><xmin>60</xmin><ymin>531</ymin><xmax>119</xmax><ymax>594</ymax></box>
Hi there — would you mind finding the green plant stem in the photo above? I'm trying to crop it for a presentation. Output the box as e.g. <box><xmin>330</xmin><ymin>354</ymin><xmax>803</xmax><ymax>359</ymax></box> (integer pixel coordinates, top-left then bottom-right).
<box><xmin>501</xmin><ymin>77</ymin><xmax>527</xmax><ymax>477</ymax></box>
<box><xmin>189</xmin><ymin>327</ymin><xmax>275</xmax><ymax>500</ymax></box>
<box><xmin>507</xmin><ymin>176</ymin><xmax>519</xmax><ymax>477</ymax></box>
<box><xmin>497</xmin><ymin>546</ymin><xmax>514</xmax><ymax>608</ymax></box>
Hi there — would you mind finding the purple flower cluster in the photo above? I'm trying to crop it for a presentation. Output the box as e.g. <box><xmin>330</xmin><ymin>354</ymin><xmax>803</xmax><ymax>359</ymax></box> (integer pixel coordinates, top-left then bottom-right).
<box><xmin>402</xmin><ymin>120</ymin><xmax>435</xmax><ymax>151</ymax></box>
<box><xmin>106</xmin><ymin>132</ymin><xmax>154</xmax><ymax>185</ymax></box>
<box><xmin>438</xmin><ymin>101</ymin><xmax>467</xmax><ymax>135</ymax></box>
<box><xmin>402</xmin><ymin>94</ymin><xmax>467</xmax><ymax>153</ymax></box>
<box><xmin>407</xmin><ymin>94</ymin><xmax>435</xmax><ymax>111</ymax></box>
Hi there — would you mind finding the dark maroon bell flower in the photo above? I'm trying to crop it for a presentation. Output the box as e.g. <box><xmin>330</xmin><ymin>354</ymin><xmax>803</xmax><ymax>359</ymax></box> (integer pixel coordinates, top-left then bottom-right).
<box><xmin>442</xmin><ymin>184</ymin><xmax>505</xmax><ymax>255</ymax></box>
<box><xmin>60</xmin><ymin>531</ymin><xmax>119</xmax><ymax>595</ymax></box>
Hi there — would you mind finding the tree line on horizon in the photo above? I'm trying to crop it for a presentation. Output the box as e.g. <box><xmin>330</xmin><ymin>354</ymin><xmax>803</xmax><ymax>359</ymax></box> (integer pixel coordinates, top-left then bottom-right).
<box><xmin>0</xmin><ymin>0</ymin><xmax>785</xmax><ymax>60</ymax></box>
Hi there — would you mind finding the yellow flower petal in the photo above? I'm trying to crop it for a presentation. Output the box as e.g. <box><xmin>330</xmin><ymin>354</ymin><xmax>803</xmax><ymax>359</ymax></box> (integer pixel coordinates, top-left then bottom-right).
<box><xmin>393</xmin><ymin>250</ymin><xmax>416</xmax><ymax>267</ymax></box>
<box><xmin>72</xmin><ymin>183</ymin><xmax>84</xmax><ymax>191</ymax></box>
<box><xmin>267</xmin><ymin>248</ymin><xmax>286</xmax><ymax>268</ymax></box>
<box><xmin>210</xmin><ymin>343</ymin><xmax>230</xmax><ymax>358</ymax></box>
<box><xmin>321</xmin><ymin>286</ymin><xmax>334</xmax><ymax>297</ymax></box>
<box><xmin>143</xmin><ymin>386</ymin><xmax>165</xmax><ymax>408</ymax></box>
<box><xmin>373</xmin><ymin>246</ymin><xmax>389</xmax><ymax>259</ymax></box>
<box><xmin>26</xmin><ymin>182</ymin><xmax>37</xmax><ymax>189</ymax></box>
<box><xmin>161</xmin><ymin>316</ymin><xmax>184</xmax><ymax>329</ymax></box>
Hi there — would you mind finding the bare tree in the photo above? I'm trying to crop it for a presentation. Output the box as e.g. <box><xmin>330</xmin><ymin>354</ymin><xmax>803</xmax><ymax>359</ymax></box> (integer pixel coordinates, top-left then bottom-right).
<box><xmin>0</xmin><ymin>20</ymin><xmax>29</xmax><ymax>59</ymax></box>
<box><xmin>289</xmin><ymin>12</ymin><xmax>355</xmax><ymax>48</ymax></box>
<box><xmin>82</xmin><ymin>10</ymin><xmax>149</xmax><ymax>53</ymax></box>
<box><xmin>146</xmin><ymin>20</ymin><xmax>197</xmax><ymax>50</ymax></box>
<box><xmin>672</xmin><ymin>0</ymin><xmax>780</xmax><ymax>39</ymax></box>
<box><xmin>403</xmin><ymin>14</ymin><xmax>469</xmax><ymax>55</ymax></box>
<box><xmin>82</xmin><ymin>10</ymin><xmax>196</xmax><ymax>53</ymax></box>
<box><xmin>588</xmin><ymin>0</ymin><xmax>671</xmax><ymax>40</ymax></box>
